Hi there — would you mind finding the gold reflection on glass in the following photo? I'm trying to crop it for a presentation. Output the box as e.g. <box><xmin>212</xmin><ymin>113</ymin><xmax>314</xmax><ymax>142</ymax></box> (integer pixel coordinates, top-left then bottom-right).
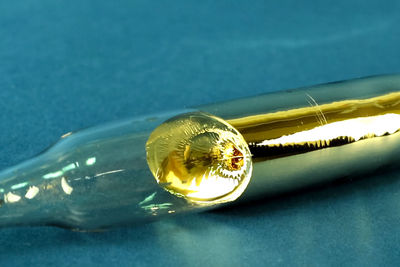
<box><xmin>146</xmin><ymin>112</ymin><xmax>252</xmax><ymax>205</ymax></box>
<box><xmin>147</xmin><ymin>91</ymin><xmax>400</xmax><ymax>205</ymax></box>
<box><xmin>227</xmin><ymin>92</ymin><xmax>400</xmax><ymax>160</ymax></box>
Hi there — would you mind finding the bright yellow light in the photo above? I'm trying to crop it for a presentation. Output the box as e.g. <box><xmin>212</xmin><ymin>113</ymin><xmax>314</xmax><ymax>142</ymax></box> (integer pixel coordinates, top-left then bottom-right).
<box><xmin>146</xmin><ymin>112</ymin><xmax>253</xmax><ymax>206</ymax></box>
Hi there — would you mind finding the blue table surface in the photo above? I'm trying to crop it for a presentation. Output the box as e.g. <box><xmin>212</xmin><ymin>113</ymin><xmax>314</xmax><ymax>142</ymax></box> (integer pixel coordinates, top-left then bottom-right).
<box><xmin>1</xmin><ymin>1</ymin><xmax>400</xmax><ymax>266</ymax></box>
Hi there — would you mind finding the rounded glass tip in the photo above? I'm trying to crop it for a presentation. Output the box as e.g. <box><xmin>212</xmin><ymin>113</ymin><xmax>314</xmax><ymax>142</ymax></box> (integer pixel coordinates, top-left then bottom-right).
<box><xmin>146</xmin><ymin>112</ymin><xmax>253</xmax><ymax>205</ymax></box>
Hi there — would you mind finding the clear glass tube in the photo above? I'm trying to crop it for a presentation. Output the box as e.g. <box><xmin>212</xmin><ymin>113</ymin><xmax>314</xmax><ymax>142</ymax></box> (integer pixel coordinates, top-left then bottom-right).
<box><xmin>0</xmin><ymin>74</ymin><xmax>400</xmax><ymax>230</ymax></box>
<box><xmin>0</xmin><ymin>110</ymin><xmax>197</xmax><ymax>230</ymax></box>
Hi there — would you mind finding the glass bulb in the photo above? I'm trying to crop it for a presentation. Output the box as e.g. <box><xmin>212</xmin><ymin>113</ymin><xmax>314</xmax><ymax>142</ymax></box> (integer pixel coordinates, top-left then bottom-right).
<box><xmin>146</xmin><ymin>112</ymin><xmax>253</xmax><ymax>205</ymax></box>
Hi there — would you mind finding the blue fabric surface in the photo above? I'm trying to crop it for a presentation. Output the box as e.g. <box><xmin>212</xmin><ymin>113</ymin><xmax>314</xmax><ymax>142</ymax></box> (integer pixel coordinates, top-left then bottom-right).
<box><xmin>1</xmin><ymin>0</ymin><xmax>400</xmax><ymax>266</ymax></box>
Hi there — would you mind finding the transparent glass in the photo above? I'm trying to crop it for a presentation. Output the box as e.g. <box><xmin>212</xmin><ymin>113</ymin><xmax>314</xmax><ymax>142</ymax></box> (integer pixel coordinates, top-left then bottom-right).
<box><xmin>0</xmin><ymin>110</ymin><xmax>200</xmax><ymax>230</ymax></box>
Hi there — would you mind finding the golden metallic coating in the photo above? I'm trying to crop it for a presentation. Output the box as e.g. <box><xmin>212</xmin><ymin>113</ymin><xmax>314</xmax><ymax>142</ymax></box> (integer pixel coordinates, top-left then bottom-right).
<box><xmin>146</xmin><ymin>90</ymin><xmax>400</xmax><ymax>205</ymax></box>
<box><xmin>146</xmin><ymin>112</ymin><xmax>253</xmax><ymax>205</ymax></box>
<box><xmin>228</xmin><ymin>92</ymin><xmax>400</xmax><ymax>160</ymax></box>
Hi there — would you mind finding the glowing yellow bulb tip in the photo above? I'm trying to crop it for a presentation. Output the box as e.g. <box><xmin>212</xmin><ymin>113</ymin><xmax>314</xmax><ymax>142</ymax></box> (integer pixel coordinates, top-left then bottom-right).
<box><xmin>146</xmin><ymin>112</ymin><xmax>253</xmax><ymax>205</ymax></box>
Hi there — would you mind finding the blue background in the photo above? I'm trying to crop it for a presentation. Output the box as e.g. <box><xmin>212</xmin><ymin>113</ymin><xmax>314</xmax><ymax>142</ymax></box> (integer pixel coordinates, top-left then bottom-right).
<box><xmin>1</xmin><ymin>0</ymin><xmax>400</xmax><ymax>266</ymax></box>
